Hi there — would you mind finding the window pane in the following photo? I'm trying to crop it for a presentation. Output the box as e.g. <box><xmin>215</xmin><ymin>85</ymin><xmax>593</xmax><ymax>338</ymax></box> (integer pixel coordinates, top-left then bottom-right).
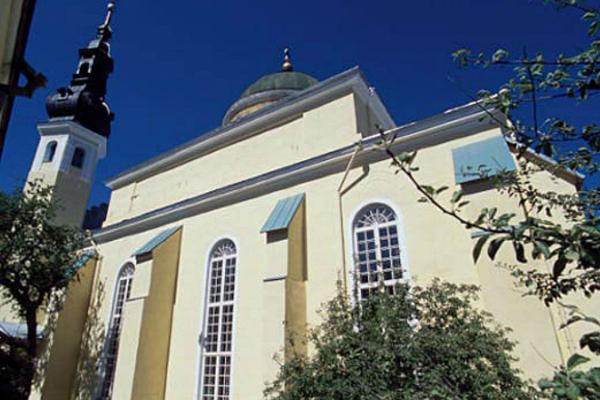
<box><xmin>98</xmin><ymin>263</ymin><xmax>134</xmax><ymax>399</ymax></box>
<box><xmin>353</xmin><ymin>204</ymin><xmax>403</xmax><ymax>301</ymax></box>
<box><xmin>201</xmin><ymin>240</ymin><xmax>237</xmax><ymax>400</ymax></box>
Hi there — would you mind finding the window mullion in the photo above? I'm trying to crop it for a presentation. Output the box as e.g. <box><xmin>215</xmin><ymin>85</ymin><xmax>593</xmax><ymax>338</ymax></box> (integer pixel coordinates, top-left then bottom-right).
<box><xmin>374</xmin><ymin>224</ymin><xmax>384</xmax><ymax>278</ymax></box>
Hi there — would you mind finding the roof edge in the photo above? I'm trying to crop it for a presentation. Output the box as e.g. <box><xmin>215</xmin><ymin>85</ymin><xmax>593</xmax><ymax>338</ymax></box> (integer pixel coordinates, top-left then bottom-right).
<box><xmin>106</xmin><ymin>66</ymin><xmax>392</xmax><ymax>190</ymax></box>
<box><xmin>93</xmin><ymin>102</ymin><xmax>495</xmax><ymax>243</ymax></box>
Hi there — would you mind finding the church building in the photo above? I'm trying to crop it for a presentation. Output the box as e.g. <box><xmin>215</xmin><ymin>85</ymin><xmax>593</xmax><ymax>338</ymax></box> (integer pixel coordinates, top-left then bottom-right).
<box><xmin>14</xmin><ymin>2</ymin><xmax>595</xmax><ymax>400</ymax></box>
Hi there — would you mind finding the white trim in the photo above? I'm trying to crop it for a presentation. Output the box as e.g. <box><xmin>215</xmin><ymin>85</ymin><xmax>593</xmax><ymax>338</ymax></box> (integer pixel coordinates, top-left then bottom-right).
<box><xmin>194</xmin><ymin>236</ymin><xmax>241</xmax><ymax>400</ymax></box>
<box><xmin>504</xmin><ymin>138</ymin><xmax>585</xmax><ymax>183</ymax></box>
<box><xmin>37</xmin><ymin>120</ymin><xmax>107</xmax><ymax>158</ymax></box>
<box><xmin>344</xmin><ymin>199</ymin><xmax>411</xmax><ymax>303</ymax></box>
<box><xmin>93</xmin><ymin>106</ymin><xmax>498</xmax><ymax>245</ymax></box>
<box><xmin>95</xmin><ymin>256</ymin><xmax>137</xmax><ymax>400</ymax></box>
<box><xmin>30</xmin><ymin>121</ymin><xmax>107</xmax><ymax>184</ymax></box>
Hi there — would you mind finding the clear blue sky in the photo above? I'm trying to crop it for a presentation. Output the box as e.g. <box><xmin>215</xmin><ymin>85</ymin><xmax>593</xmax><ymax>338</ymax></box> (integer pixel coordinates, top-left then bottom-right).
<box><xmin>0</xmin><ymin>0</ymin><xmax>593</xmax><ymax>206</ymax></box>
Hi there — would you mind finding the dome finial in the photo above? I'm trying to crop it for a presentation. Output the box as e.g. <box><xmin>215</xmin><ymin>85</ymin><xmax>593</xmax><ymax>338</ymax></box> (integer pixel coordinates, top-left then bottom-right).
<box><xmin>282</xmin><ymin>48</ymin><xmax>293</xmax><ymax>72</ymax></box>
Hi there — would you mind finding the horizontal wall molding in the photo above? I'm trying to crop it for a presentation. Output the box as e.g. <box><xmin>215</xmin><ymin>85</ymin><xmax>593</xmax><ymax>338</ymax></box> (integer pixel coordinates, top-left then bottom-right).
<box><xmin>106</xmin><ymin>67</ymin><xmax>394</xmax><ymax>189</ymax></box>
<box><xmin>93</xmin><ymin>103</ymin><xmax>500</xmax><ymax>244</ymax></box>
<box><xmin>263</xmin><ymin>275</ymin><xmax>287</xmax><ymax>283</ymax></box>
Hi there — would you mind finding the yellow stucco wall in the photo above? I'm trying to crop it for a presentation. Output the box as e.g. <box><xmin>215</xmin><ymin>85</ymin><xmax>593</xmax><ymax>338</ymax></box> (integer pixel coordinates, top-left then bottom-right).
<box><xmin>105</xmin><ymin>92</ymin><xmax>359</xmax><ymax>225</ymax></box>
<box><xmin>130</xmin><ymin>229</ymin><xmax>182</xmax><ymax>400</ymax></box>
<box><xmin>27</xmin><ymin>168</ymin><xmax>92</xmax><ymax>227</ymax></box>
<box><xmin>60</xmin><ymin>87</ymin><xmax>599</xmax><ymax>400</ymax></box>
<box><xmin>31</xmin><ymin>258</ymin><xmax>98</xmax><ymax>400</ymax></box>
<box><xmin>285</xmin><ymin>200</ymin><xmax>307</xmax><ymax>361</ymax></box>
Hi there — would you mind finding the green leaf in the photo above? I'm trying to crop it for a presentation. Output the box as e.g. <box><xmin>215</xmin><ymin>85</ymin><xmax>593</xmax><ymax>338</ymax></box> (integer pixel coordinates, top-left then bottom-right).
<box><xmin>566</xmin><ymin>353</ymin><xmax>590</xmax><ymax>370</ymax></box>
<box><xmin>450</xmin><ymin>189</ymin><xmax>464</xmax><ymax>204</ymax></box>
<box><xmin>580</xmin><ymin>331</ymin><xmax>600</xmax><ymax>355</ymax></box>
<box><xmin>397</xmin><ymin>151</ymin><xmax>417</xmax><ymax>165</ymax></box>
<box><xmin>512</xmin><ymin>242</ymin><xmax>527</xmax><ymax>263</ymax></box>
<box><xmin>565</xmin><ymin>384</ymin><xmax>581</xmax><ymax>400</ymax></box>
<box><xmin>582</xmin><ymin>11</ymin><xmax>598</xmax><ymax>21</ymax></box>
<box><xmin>565</xmin><ymin>250</ymin><xmax>579</xmax><ymax>262</ymax></box>
<box><xmin>589</xmin><ymin>21</ymin><xmax>599</xmax><ymax>37</ymax></box>
<box><xmin>473</xmin><ymin>234</ymin><xmax>490</xmax><ymax>263</ymax></box>
<box><xmin>487</xmin><ymin>237</ymin><xmax>506</xmax><ymax>260</ymax></box>
<box><xmin>537</xmin><ymin>378</ymin><xmax>554</xmax><ymax>389</ymax></box>
<box><xmin>492</xmin><ymin>48</ymin><xmax>509</xmax><ymax>63</ymax></box>
<box><xmin>578</xmin><ymin>224</ymin><xmax>600</xmax><ymax>236</ymax></box>
<box><xmin>421</xmin><ymin>185</ymin><xmax>436</xmax><ymax>196</ymax></box>
<box><xmin>553</xmin><ymin>257</ymin><xmax>568</xmax><ymax>279</ymax></box>
<box><xmin>533</xmin><ymin>240</ymin><xmax>551</xmax><ymax>259</ymax></box>
<box><xmin>513</xmin><ymin>224</ymin><xmax>527</xmax><ymax>239</ymax></box>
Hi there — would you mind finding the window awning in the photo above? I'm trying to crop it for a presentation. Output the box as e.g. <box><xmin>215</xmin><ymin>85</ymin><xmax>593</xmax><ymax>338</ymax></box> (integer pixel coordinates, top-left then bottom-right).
<box><xmin>133</xmin><ymin>226</ymin><xmax>181</xmax><ymax>257</ymax></box>
<box><xmin>64</xmin><ymin>249</ymin><xmax>98</xmax><ymax>279</ymax></box>
<box><xmin>452</xmin><ymin>136</ymin><xmax>516</xmax><ymax>184</ymax></box>
<box><xmin>261</xmin><ymin>193</ymin><xmax>305</xmax><ymax>233</ymax></box>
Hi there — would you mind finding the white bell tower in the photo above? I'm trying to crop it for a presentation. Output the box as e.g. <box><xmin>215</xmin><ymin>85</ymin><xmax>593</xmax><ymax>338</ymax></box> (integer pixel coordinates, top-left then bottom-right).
<box><xmin>27</xmin><ymin>121</ymin><xmax>107</xmax><ymax>227</ymax></box>
<box><xmin>26</xmin><ymin>1</ymin><xmax>116</xmax><ymax>227</ymax></box>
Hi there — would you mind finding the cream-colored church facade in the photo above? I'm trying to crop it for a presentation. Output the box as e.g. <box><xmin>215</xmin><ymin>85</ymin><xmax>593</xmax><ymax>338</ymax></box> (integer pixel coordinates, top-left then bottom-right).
<box><xmin>29</xmin><ymin>64</ymin><xmax>594</xmax><ymax>400</ymax></box>
<box><xmin>9</xmin><ymin>7</ymin><xmax>597</xmax><ymax>399</ymax></box>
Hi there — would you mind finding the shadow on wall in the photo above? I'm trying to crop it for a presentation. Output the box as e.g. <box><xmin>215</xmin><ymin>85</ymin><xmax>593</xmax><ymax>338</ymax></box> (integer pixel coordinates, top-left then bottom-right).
<box><xmin>32</xmin><ymin>307</ymin><xmax>59</xmax><ymax>392</ymax></box>
<box><xmin>73</xmin><ymin>281</ymin><xmax>106</xmax><ymax>400</ymax></box>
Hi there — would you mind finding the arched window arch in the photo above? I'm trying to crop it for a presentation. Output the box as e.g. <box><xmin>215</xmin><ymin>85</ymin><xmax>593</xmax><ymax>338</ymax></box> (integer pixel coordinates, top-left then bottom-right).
<box><xmin>199</xmin><ymin>239</ymin><xmax>237</xmax><ymax>400</ymax></box>
<box><xmin>353</xmin><ymin>203</ymin><xmax>403</xmax><ymax>300</ymax></box>
<box><xmin>43</xmin><ymin>141</ymin><xmax>57</xmax><ymax>163</ymax></box>
<box><xmin>71</xmin><ymin>147</ymin><xmax>86</xmax><ymax>169</ymax></box>
<box><xmin>98</xmin><ymin>262</ymin><xmax>135</xmax><ymax>400</ymax></box>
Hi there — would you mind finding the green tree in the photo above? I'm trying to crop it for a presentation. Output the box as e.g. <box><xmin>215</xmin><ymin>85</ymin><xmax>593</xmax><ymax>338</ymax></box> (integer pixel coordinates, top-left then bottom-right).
<box><xmin>377</xmin><ymin>0</ymin><xmax>600</xmax><ymax>397</ymax></box>
<box><xmin>0</xmin><ymin>182</ymin><xmax>87</xmax><ymax>399</ymax></box>
<box><xmin>265</xmin><ymin>280</ymin><xmax>537</xmax><ymax>400</ymax></box>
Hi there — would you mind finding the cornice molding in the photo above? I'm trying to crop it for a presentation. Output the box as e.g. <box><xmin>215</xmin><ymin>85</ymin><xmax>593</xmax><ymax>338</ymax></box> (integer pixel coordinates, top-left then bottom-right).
<box><xmin>37</xmin><ymin>120</ymin><xmax>107</xmax><ymax>158</ymax></box>
<box><xmin>105</xmin><ymin>67</ymin><xmax>395</xmax><ymax>190</ymax></box>
<box><xmin>93</xmin><ymin>103</ymin><xmax>498</xmax><ymax>244</ymax></box>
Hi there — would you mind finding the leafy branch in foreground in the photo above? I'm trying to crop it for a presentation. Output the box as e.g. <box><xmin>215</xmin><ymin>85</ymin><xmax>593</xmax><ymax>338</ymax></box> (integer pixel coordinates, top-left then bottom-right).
<box><xmin>380</xmin><ymin>0</ymin><xmax>600</xmax><ymax>396</ymax></box>
<box><xmin>0</xmin><ymin>181</ymin><xmax>88</xmax><ymax>399</ymax></box>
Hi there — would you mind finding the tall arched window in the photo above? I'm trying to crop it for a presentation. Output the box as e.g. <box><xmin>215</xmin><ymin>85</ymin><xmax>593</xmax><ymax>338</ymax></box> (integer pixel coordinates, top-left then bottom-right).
<box><xmin>200</xmin><ymin>240</ymin><xmax>237</xmax><ymax>400</ymax></box>
<box><xmin>71</xmin><ymin>147</ymin><xmax>86</xmax><ymax>169</ymax></box>
<box><xmin>43</xmin><ymin>141</ymin><xmax>57</xmax><ymax>162</ymax></box>
<box><xmin>353</xmin><ymin>204</ymin><xmax>403</xmax><ymax>300</ymax></box>
<box><xmin>98</xmin><ymin>263</ymin><xmax>135</xmax><ymax>400</ymax></box>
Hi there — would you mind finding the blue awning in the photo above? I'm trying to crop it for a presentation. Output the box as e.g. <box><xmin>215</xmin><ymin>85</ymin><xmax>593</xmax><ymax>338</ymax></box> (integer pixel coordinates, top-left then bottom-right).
<box><xmin>452</xmin><ymin>136</ymin><xmax>516</xmax><ymax>184</ymax></box>
<box><xmin>64</xmin><ymin>249</ymin><xmax>97</xmax><ymax>279</ymax></box>
<box><xmin>133</xmin><ymin>226</ymin><xmax>181</xmax><ymax>257</ymax></box>
<box><xmin>261</xmin><ymin>193</ymin><xmax>305</xmax><ymax>233</ymax></box>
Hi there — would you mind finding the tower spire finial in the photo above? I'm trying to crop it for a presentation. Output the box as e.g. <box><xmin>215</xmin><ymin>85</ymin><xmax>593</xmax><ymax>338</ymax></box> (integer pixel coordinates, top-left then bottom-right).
<box><xmin>45</xmin><ymin>1</ymin><xmax>117</xmax><ymax>137</ymax></box>
<box><xmin>97</xmin><ymin>1</ymin><xmax>116</xmax><ymax>41</ymax></box>
<box><xmin>282</xmin><ymin>48</ymin><xmax>293</xmax><ymax>72</ymax></box>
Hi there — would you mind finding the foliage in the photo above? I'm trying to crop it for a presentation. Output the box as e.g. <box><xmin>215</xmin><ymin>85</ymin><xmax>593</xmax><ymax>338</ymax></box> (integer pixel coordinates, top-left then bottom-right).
<box><xmin>379</xmin><ymin>0</ymin><xmax>600</xmax><ymax>397</ymax></box>
<box><xmin>265</xmin><ymin>280</ymin><xmax>538</xmax><ymax>400</ymax></box>
<box><xmin>0</xmin><ymin>181</ymin><xmax>87</xmax><ymax>399</ymax></box>
<box><xmin>539</xmin><ymin>354</ymin><xmax>600</xmax><ymax>399</ymax></box>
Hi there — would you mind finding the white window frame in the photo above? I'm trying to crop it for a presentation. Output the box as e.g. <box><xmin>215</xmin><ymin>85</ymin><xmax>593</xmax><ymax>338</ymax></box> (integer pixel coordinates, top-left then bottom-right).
<box><xmin>196</xmin><ymin>238</ymin><xmax>239</xmax><ymax>400</ymax></box>
<box><xmin>347</xmin><ymin>200</ymin><xmax>410</xmax><ymax>301</ymax></box>
<box><xmin>95</xmin><ymin>260</ymin><xmax>136</xmax><ymax>400</ymax></box>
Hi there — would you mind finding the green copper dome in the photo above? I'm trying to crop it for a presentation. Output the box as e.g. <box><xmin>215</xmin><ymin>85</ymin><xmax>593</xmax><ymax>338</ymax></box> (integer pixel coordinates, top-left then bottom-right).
<box><xmin>222</xmin><ymin>49</ymin><xmax>319</xmax><ymax>125</ymax></box>
<box><xmin>240</xmin><ymin>71</ymin><xmax>318</xmax><ymax>98</ymax></box>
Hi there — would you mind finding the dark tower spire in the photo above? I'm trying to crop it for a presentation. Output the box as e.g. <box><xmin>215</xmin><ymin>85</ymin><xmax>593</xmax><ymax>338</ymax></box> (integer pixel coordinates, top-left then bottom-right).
<box><xmin>45</xmin><ymin>1</ymin><xmax>116</xmax><ymax>137</ymax></box>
